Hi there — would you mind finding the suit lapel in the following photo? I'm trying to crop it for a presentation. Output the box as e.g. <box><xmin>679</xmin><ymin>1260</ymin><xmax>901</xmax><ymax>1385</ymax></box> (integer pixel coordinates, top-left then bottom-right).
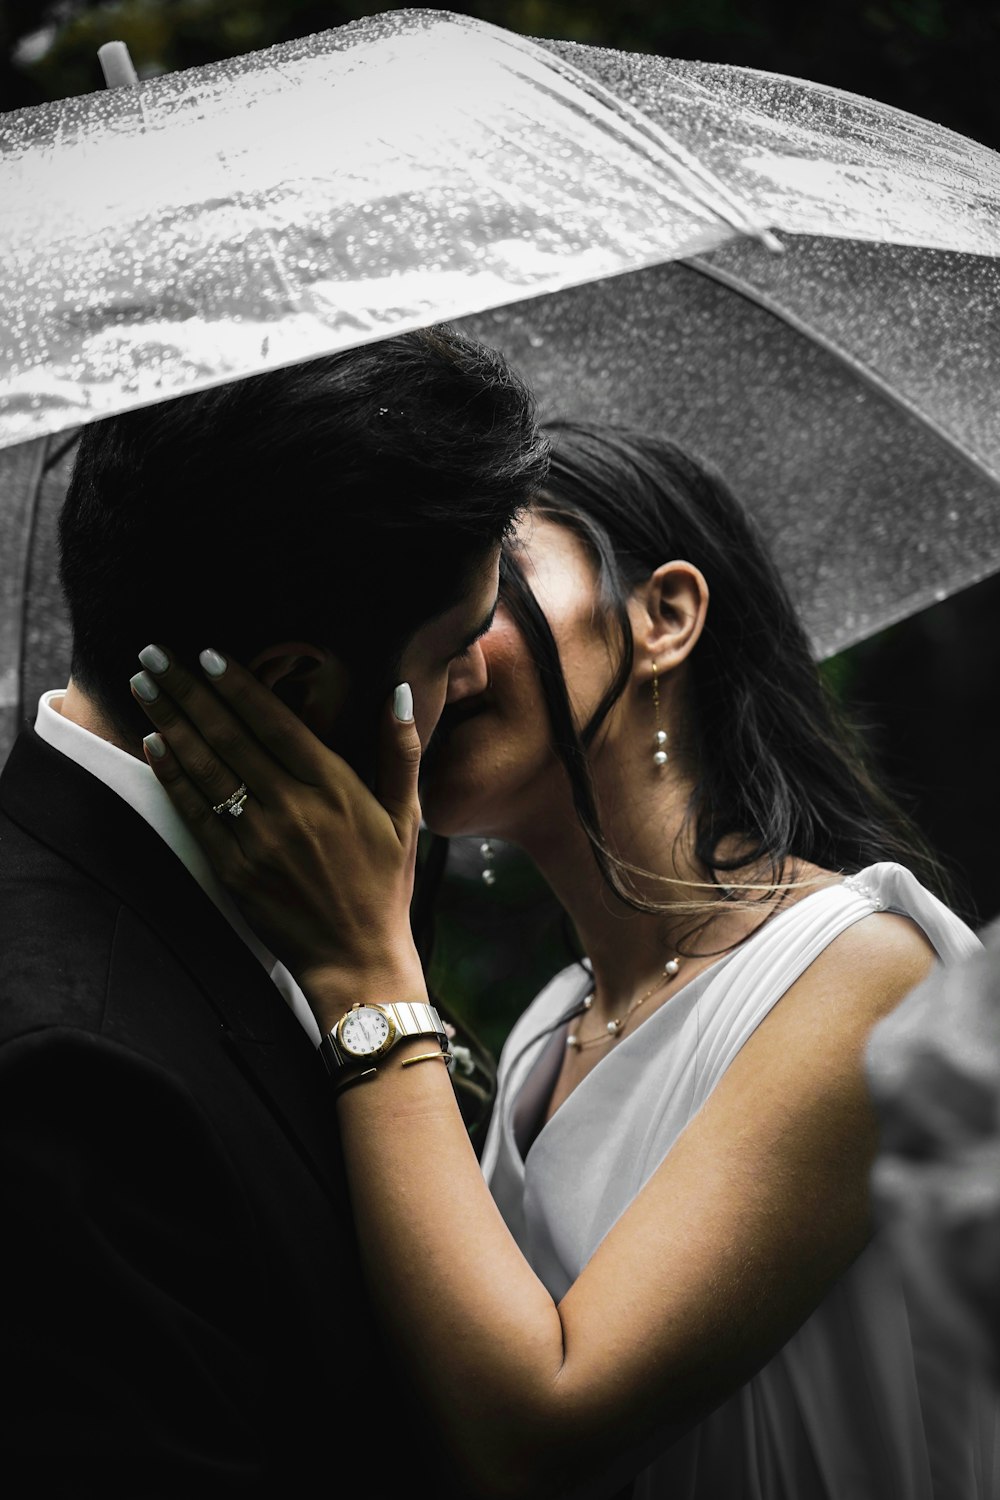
<box><xmin>1</xmin><ymin>729</ymin><xmax>345</xmax><ymax>1201</ymax></box>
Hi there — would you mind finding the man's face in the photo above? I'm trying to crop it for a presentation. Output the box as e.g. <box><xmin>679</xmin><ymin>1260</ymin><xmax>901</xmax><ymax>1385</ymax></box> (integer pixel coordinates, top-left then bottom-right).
<box><xmin>396</xmin><ymin>543</ymin><xmax>500</xmax><ymax>748</ymax></box>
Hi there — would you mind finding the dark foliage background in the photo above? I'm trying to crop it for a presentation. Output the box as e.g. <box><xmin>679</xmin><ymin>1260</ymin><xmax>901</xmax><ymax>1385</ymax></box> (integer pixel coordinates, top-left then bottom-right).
<box><xmin>2</xmin><ymin>0</ymin><xmax>998</xmax><ymax>1058</ymax></box>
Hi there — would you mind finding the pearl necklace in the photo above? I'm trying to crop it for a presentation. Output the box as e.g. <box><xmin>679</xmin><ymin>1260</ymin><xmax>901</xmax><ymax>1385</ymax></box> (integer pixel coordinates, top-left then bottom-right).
<box><xmin>566</xmin><ymin>956</ymin><xmax>682</xmax><ymax>1052</ymax></box>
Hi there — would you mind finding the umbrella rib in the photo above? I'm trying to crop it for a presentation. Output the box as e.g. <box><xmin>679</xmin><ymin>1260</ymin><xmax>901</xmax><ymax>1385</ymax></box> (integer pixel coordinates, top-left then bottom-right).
<box><xmin>43</xmin><ymin>429</ymin><xmax>81</xmax><ymax>475</ymax></box>
<box><xmin>12</xmin><ymin>437</ymin><xmax>49</xmax><ymax>731</ymax></box>
<box><xmin>684</xmin><ymin>253</ymin><xmax>1000</xmax><ymax>489</ymax></box>
<box><xmin>516</xmin><ymin>32</ymin><xmax>784</xmax><ymax>252</ymax></box>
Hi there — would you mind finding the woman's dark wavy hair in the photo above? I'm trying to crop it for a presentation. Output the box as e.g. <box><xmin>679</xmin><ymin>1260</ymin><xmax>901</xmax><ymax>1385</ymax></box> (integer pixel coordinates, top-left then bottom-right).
<box><xmin>514</xmin><ymin>419</ymin><xmax>950</xmax><ymax>907</ymax></box>
<box><xmin>416</xmin><ymin>417</ymin><xmax>951</xmax><ymax>971</ymax></box>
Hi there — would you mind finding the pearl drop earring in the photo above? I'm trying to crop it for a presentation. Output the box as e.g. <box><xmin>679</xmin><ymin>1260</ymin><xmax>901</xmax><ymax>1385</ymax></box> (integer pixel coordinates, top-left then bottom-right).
<box><xmin>480</xmin><ymin>840</ymin><xmax>497</xmax><ymax>886</ymax></box>
<box><xmin>652</xmin><ymin>661</ymin><xmax>668</xmax><ymax>768</ymax></box>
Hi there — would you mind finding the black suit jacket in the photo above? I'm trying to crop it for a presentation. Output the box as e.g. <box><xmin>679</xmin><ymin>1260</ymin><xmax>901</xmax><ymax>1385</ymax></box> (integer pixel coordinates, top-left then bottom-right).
<box><xmin>0</xmin><ymin>729</ymin><xmax>447</xmax><ymax>1497</ymax></box>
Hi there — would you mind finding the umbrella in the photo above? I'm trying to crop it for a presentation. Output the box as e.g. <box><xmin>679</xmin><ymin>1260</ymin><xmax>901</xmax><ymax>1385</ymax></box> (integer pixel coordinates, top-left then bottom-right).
<box><xmin>3</xmin><ymin>7</ymin><xmax>1000</xmax><ymax>764</ymax></box>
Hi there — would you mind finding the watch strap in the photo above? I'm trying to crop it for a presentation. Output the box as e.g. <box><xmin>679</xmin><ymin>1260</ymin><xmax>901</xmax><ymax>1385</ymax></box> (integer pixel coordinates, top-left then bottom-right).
<box><xmin>383</xmin><ymin>1000</ymin><xmax>447</xmax><ymax>1043</ymax></box>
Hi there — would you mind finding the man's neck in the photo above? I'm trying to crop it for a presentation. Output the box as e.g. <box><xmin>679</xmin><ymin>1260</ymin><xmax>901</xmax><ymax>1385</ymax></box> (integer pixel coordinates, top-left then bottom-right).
<box><xmin>57</xmin><ymin>679</ymin><xmax>142</xmax><ymax>758</ymax></box>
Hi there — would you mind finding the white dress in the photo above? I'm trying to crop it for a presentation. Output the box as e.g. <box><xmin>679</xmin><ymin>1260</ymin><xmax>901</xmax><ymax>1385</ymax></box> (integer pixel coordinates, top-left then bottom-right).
<box><xmin>480</xmin><ymin>863</ymin><xmax>999</xmax><ymax>1498</ymax></box>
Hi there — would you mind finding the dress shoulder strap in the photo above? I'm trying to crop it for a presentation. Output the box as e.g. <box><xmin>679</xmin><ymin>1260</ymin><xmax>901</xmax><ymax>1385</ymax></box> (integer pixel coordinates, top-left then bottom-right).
<box><xmin>689</xmin><ymin>864</ymin><xmax>957</xmax><ymax>1103</ymax></box>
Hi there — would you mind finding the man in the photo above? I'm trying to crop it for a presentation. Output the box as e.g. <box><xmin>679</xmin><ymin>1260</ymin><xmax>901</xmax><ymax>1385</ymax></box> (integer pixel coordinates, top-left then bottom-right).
<box><xmin>0</xmin><ymin>325</ymin><xmax>548</xmax><ymax>1495</ymax></box>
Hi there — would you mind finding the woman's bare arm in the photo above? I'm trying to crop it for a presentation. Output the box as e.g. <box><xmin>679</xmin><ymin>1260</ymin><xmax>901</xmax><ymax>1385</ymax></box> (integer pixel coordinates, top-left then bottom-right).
<box><xmin>320</xmin><ymin>914</ymin><xmax>934</xmax><ymax>1499</ymax></box>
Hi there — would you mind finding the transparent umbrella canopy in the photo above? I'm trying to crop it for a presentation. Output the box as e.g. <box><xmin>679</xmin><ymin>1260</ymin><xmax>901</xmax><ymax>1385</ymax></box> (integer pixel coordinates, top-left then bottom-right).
<box><xmin>2</xmin><ymin>7</ymin><xmax>1000</xmax><ymax>758</ymax></box>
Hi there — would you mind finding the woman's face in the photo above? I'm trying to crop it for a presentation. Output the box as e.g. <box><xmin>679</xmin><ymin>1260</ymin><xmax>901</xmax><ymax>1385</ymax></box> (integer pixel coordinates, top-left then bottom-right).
<box><xmin>419</xmin><ymin>511</ymin><xmax>624</xmax><ymax>841</ymax></box>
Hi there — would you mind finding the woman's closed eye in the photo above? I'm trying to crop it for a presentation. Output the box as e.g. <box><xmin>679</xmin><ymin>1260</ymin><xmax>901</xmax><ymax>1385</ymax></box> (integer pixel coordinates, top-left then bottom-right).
<box><xmin>449</xmin><ymin>603</ymin><xmax>498</xmax><ymax>666</ymax></box>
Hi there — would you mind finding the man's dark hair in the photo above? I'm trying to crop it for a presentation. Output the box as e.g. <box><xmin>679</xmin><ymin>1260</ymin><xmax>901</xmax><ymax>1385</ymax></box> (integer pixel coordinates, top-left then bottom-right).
<box><xmin>58</xmin><ymin>323</ymin><xmax>549</xmax><ymax>757</ymax></box>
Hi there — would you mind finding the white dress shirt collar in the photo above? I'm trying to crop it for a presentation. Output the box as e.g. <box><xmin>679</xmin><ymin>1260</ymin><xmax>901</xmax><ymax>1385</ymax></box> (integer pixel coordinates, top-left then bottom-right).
<box><xmin>33</xmin><ymin>689</ymin><xmax>321</xmax><ymax>1045</ymax></box>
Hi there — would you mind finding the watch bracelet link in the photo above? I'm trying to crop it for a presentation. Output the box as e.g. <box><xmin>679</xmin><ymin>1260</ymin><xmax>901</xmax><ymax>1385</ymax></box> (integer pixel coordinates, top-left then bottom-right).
<box><xmin>319</xmin><ymin>999</ymin><xmax>450</xmax><ymax>1079</ymax></box>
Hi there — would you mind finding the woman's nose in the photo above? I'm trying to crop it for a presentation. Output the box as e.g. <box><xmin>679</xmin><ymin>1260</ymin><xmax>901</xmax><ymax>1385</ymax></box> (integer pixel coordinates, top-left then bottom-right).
<box><xmin>446</xmin><ymin>640</ymin><xmax>489</xmax><ymax>702</ymax></box>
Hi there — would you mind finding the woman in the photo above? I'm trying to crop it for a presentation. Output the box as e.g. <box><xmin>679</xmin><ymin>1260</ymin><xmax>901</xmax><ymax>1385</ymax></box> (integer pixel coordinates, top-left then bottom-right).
<box><xmin>131</xmin><ymin>421</ymin><xmax>992</xmax><ymax>1499</ymax></box>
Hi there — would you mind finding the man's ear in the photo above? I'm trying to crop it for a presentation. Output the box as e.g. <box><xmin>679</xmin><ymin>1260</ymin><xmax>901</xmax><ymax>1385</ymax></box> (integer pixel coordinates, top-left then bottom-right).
<box><xmin>634</xmin><ymin>561</ymin><xmax>709</xmax><ymax>670</ymax></box>
<box><xmin>248</xmin><ymin>642</ymin><xmax>351</xmax><ymax>740</ymax></box>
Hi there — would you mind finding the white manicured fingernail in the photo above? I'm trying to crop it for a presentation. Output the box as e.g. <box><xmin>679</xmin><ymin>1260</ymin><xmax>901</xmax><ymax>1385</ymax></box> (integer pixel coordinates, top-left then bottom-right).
<box><xmin>138</xmin><ymin>643</ymin><xmax>169</xmax><ymax>674</ymax></box>
<box><xmin>393</xmin><ymin>682</ymin><xmax>414</xmax><ymax>722</ymax></box>
<box><xmin>199</xmin><ymin>648</ymin><xmax>227</xmax><ymax>678</ymax></box>
<box><xmin>130</xmin><ymin>670</ymin><xmax>159</xmax><ymax>703</ymax></box>
<box><xmin>143</xmin><ymin>732</ymin><xmax>167</xmax><ymax>759</ymax></box>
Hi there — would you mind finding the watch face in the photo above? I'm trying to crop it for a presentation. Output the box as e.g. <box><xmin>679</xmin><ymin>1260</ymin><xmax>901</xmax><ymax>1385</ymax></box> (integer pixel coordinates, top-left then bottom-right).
<box><xmin>338</xmin><ymin>1005</ymin><xmax>393</xmax><ymax>1058</ymax></box>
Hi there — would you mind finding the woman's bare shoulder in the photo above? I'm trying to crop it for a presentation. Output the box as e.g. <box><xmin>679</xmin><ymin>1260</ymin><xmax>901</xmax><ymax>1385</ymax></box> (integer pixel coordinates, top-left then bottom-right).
<box><xmin>775</xmin><ymin>904</ymin><xmax>939</xmax><ymax>1043</ymax></box>
<box><xmin>770</xmin><ymin>861</ymin><xmax>938</xmax><ymax>1023</ymax></box>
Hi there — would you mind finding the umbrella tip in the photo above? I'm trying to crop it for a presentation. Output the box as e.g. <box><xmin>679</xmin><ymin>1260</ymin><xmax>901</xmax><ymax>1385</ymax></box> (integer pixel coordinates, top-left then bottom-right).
<box><xmin>98</xmin><ymin>40</ymin><xmax>139</xmax><ymax>89</ymax></box>
<box><xmin>758</xmin><ymin>227</ymin><xmax>785</xmax><ymax>255</ymax></box>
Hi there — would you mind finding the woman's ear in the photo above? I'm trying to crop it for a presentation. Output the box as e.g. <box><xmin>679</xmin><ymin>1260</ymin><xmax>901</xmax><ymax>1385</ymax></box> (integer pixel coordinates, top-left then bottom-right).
<box><xmin>635</xmin><ymin>561</ymin><xmax>709</xmax><ymax>669</ymax></box>
<box><xmin>249</xmin><ymin>642</ymin><xmax>351</xmax><ymax>740</ymax></box>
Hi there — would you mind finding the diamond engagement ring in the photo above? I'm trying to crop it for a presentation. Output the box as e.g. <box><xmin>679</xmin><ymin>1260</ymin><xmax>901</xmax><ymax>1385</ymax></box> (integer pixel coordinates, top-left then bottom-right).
<box><xmin>212</xmin><ymin>782</ymin><xmax>249</xmax><ymax>818</ymax></box>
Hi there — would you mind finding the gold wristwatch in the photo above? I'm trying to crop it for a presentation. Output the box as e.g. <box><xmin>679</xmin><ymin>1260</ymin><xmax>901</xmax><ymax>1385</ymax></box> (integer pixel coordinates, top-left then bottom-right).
<box><xmin>319</xmin><ymin>1000</ymin><xmax>449</xmax><ymax>1078</ymax></box>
